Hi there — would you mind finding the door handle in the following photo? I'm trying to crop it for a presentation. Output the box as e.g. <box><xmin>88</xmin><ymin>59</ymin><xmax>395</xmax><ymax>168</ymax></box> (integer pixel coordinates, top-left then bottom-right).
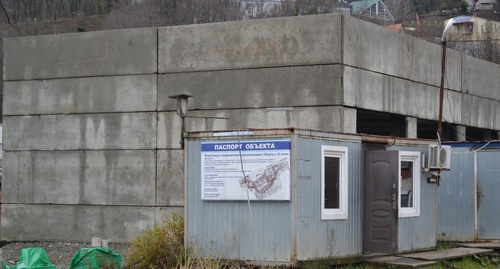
<box><xmin>392</xmin><ymin>193</ymin><xmax>397</xmax><ymax>209</ymax></box>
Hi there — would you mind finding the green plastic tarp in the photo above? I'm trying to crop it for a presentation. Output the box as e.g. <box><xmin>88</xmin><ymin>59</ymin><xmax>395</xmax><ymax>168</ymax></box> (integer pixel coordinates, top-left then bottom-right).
<box><xmin>69</xmin><ymin>247</ymin><xmax>122</xmax><ymax>269</ymax></box>
<box><xmin>2</xmin><ymin>247</ymin><xmax>56</xmax><ymax>269</ymax></box>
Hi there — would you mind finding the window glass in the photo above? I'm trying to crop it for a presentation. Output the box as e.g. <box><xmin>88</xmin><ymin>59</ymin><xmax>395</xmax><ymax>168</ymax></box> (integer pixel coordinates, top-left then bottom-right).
<box><xmin>400</xmin><ymin>161</ymin><xmax>413</xmax><ymax>208</ymax></box>
<box><xmin>321</xmin><ymin>146</ymin><xmax>348</xmax><ymax>220</ymax></box>
<box><xmin>399</xmin><ymin>151</ymin><xmax>421</xmax><ymax>218</ymax></box>
<box><xmin>324</xmin><ymin>157</ymin><xmax>340</xmax><ymax>209</ymax></box>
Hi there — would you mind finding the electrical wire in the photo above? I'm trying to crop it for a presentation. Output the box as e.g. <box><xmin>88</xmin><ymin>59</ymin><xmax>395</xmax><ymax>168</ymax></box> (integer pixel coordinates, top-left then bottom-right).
<box><xmin>237</xmin><ymin>130</ymin><xmax>263</xmax><ymax>266</ymax></box>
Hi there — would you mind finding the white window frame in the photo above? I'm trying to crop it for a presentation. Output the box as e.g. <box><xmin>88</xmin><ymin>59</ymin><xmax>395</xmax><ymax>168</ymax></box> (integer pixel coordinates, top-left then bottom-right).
<box><xmin>399</xmin><ymin>151</ymin><xmax>421</xmax><ymax>218</ymax></box>
<box><xmin>321</xmin><ymin>145</ymin><xmax>348</xmax><ymax>220</ymax></box>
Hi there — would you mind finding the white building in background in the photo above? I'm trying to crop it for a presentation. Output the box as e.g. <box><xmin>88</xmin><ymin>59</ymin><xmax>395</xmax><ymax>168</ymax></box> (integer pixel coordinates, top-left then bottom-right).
<box><xmin>474</xmin><ymin>0</ymin><xmax>498</xmax><ymax>10</ymax></box>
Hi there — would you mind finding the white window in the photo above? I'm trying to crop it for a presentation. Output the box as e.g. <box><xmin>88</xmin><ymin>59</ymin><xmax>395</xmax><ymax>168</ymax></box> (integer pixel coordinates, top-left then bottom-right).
<box><xmin>321</xmin><ymin>145</ymin><xmax>348</xmax><ymax>220</ymax></box>
<box><xmin>399</xmin><ymin>151</ymin><xmax>421</xmax><ymax>218</ymax></box>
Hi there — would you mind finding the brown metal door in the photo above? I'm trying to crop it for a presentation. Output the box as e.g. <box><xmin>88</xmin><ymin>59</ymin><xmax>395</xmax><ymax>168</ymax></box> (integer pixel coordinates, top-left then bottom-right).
<box><xmin>363</xmin><ymin>150</ymin><xmax>398</xmax><ymax>254</ymax></box>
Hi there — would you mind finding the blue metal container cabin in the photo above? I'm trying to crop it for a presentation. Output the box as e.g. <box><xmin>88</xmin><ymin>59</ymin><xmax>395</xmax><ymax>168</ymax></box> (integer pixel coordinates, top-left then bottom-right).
<box><xmin>439</xmin><ymin>141</ymin><xmax>500</xmax><ymax>242</ymax></box>
<box><xmin>185</xmin><ymin>129</ymin><xmax>438</xmax><ymax>266</ymax></box>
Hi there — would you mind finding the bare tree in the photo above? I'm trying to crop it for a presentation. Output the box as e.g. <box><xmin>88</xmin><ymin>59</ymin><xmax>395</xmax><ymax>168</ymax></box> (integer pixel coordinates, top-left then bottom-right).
<box><xmin>384</xmin><ymin>0</ymin><xmax>415</xmax><ymax>23</ymax></box>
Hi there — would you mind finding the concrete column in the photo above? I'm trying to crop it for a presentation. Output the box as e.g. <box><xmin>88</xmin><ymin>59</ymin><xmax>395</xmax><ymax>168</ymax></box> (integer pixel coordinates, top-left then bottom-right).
<box><xmin>405</xmin><ymin>117</ymin><xmax>417</xmax><ymax>139</ymax></box>
<box><xmin>456</xmin><ymin>125</ymin><xmax>466</xmax><ymax>141</ymax></box>
<box><xmin>342</xmin><ymin>107</ymin><xmax>357</xmax><ymax>134</ymax></box>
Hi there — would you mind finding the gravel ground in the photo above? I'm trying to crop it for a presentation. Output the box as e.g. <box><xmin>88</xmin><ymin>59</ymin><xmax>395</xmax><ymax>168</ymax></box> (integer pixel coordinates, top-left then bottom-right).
<box><xmin>0</xmin><ymin>241</ymin><xmax>130</xmax><ymax>269</ymax></box>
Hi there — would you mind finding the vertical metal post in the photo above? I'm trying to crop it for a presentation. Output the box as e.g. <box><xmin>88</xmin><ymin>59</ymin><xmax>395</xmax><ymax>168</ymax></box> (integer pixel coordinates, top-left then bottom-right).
<box><xmin>438</xmin><ymin>41</ymin><xmax>447</xmax><ymax>139</ymax></box>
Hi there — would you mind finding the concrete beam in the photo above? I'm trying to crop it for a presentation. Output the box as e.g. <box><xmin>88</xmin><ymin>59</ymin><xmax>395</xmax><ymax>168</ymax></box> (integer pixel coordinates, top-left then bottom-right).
<box><xmin>158</xmin><ymin>65</ymin><xmax>342</xmax><ymax>111</ymax></box>
<box><xmin>157</xmin><ymin>150</ymin><xmax>184</xmax><ymax>207</ymax></box>
<box><xmin>4</xmin><ymin>28</ymin><xmax>157</xmax><ymax>81</ymax></box>
<box><xmin>461</xmin><ymin>94</ymin><xmax>500</xmax><ymax>130</ymax></box>
<box><xmin>412</xmin><ymin>38</ymin><xmax>462</xmax><ymax>91</ymax></box>
<box><xmin>343</xmin><ymin>66</ymin><xmax>414</xmax><ymax>115</ymax></box>
<box><xmin>158</xmin><ymin>107</ymin><xmax>344</xmax><ymax>148</ymax></box>
<box><xmin>462</xmin><ymin>54</ymin><xmax>500</xmax><ymax>100</ymax></box>
<box><xmin>343</xmin><ymin>16</ymin><xmax>413</xmax><ymax>81</ymax></box>
<box><xmin>158</xmin><ymin>14</ymin><xmax>342</xmax><ymax>73</ymax></box>
<box><xmin>4</xmin><ymin>75</ymin><xmax>157</xmax><ymax>115</ymax></box>
<box><xmin>3</xmin><ymin>150</ymin><xmax>156</xmax><ymax>205</ymax></box>
<box><xmin>343</xmin><ymin>67</ymin><xmax>462</xmax><ymax>123</ymax></box>
<box><xmin>3</xmin><ymin>113</ymin><xmax>157</xmax><ymax>150</ymax></box>
<box><xmin>1</xmin><ymin>204</ymin><xmax>156</xmax><ymax>242</ymax></box>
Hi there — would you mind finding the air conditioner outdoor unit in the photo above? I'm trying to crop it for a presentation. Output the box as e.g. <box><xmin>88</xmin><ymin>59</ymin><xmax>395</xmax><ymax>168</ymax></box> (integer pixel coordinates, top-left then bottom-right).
<box><xmin>428</xmin><ymin>145</ymin><xmax>451</xmax><ymax>170</ymax></box>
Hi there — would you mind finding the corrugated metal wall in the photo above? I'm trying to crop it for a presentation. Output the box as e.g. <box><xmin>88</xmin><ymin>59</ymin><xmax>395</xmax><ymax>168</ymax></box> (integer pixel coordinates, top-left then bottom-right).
<box><xmin>477</xmin><ymin>151</ymin><xmax>500</xmax><ymax>239</ymax></box>
<box><xmin>388</xmin><ymin>145</ymin><xmax>438</xmax><ymax>252</ymax></box>
<box><xmin>438</xmin><ymin>147</ymin><xmax>476</xmax><ymax>241</ymax></box>
<box><xmin>295</xmin><ymin>137</ymin><xmax>363</xmax><ymax>260</ymax></box>
<box><xmin>186</xmin><ymin>138</ymin><xmax>293</xmax><ymax>263</ymax></box>
<box><xmin>186</xmin><ymin>133</ymin><xmax>441</xmax><ymax>263</ymax></box>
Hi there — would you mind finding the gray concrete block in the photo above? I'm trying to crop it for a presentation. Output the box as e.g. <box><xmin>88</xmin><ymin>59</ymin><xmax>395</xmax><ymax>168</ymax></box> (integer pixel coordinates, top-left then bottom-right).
<box><xmin>342</xmin><ymin>107</ymin><xmax>357</xmax><ymax>134</ymax></box>
<box><xmin>343</xmin><ymin>67</ymin><xmax>414</xmax><ymax>115</ymax></box>
<box><xmin>157</xmin><ymin>112</ymin><xmax>183</xmax><ymax>149</ymax></box>
<box><xmin>4</xmin><ymin>28</ymin><xmax>157</xmax><ymax>81</ymax></box>
<box><xmin>158</xmin><ymin>107</ymin><xmax>344</xmax><ymax>148</ymax></box>
<box><xmin>0</xmin><ymin>204</ymin><xmax>156</xmax><ymax>242</ymax></box>
<box><xmin>3</xmin><ymin>150</ymin><xmax>156</xmax><ymax>205</ymax></box>
<box><xmin>343</xmin><ymin>66</ymin><xmax>462</xmax><ymax>123</ymax></box>
<box><xmin>3</xmin><ymin>113</ymin><xmax>157</xmax><ymax>150</ymax></box>
<box><xmin>158</xmin><ymin>14</ymin><xmax>341</xmax><ymax>72</ymax></box>
<box><xmin>412</xmin><ymin>38</ymin><xmax>462</xmax><ymax>91</ymax></box>
<box><xmin>343</xmin><ymin>15</ymin><xmax>413</xmax><ymax>80</ymax></box>
<box><xmin>4</xmin><ymin>75</ymin><xmax>157</xmax><ymax>115</ymax></box>
<box><xmin>461</xmin><ymin>94</ymin><xmax>500</xmax><ymax>130</ymax></box>
<box><xmin>462</xmin><ymin>55</ymin><xmax>500</xmax><ymax>100</ymax></box>
<box><xmin>158</xmin><ymin>65</ymin><xmax>342</xmax><ymax>111</ymax></box>
<box><xmin>155</xmin><ymin>207</ymin><xmax>184</xmax><ymax>226</ymax></box>
<box><xmin>157</xmin><ymin>150</ymin><xmax>184</xmax><ymax>207</ymax></box>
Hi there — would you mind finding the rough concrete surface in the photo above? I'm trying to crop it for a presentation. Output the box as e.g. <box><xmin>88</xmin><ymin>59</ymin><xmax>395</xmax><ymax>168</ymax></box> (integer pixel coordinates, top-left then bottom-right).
<box><xmin>4</xmin><ymin>75</ymin><xmax>157</xmax><ymax>115</ymax></box>
<box><xmin>3</xmin><ymin>113</ymin><xmax>157</xmax><ymax>150</ymax></box>
<box><xmin>462</xmin><ymin>54</ymin><xmax>500</xmax><ymax>100</ymax></box>
<box><xmin>158</xmin><ymin>14</ymin><xmax>341</xmax><ymax>72</ymax></box>
<box><xmin>3</xmin><ymin>150</ymin><xmax>156</xmax><ymax>205</ymax></box>
<box><xmin>3</xmin><ymin>28</ymin><xmax>157</xmax><ymax>81</ymax></box>
<box><xmin>1</xmin><ymin>204</ymin><xmax>156</xmax><ymax>242</ymax></box>
<box><xmin>158</xmin><ymin>65</ymin><xmax>342</xmax><ymax>111</ymax></box>
<box><xmin>156</xmin><ymin>150</ymin><xmax>184</xmax><ymax>207</ymax></box>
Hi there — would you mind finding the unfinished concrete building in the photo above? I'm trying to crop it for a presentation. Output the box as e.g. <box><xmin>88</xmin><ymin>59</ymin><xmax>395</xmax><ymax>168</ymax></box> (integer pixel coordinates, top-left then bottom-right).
<box><xmin>2</xmin><ymin>14</ymin><xmax>499</xmax><ymax>243</ymax></box>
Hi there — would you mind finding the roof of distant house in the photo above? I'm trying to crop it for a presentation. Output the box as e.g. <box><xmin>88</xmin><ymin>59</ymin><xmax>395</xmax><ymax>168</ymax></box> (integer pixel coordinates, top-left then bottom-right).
<box><xmin>385</xmin><ymin>23</ymin><xmax>404</xmax><ymax>32</ymax></box>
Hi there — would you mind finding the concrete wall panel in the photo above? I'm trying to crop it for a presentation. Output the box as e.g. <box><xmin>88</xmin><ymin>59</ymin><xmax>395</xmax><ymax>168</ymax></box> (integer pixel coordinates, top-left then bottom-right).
<box><xmin>3</xmin><ymin>113</ymin><xmax>156</xmax><ymax>150</ymax></box>
<box><xmin>343</xmin><ymin>67</ymin><xmax>414</xmax><ymax>115</ymax></box>
<box><xmin>157</xmin><ymin>150</ymin><xmax>184</xmax><ymax>207</ymax></box>
<box><xmin>158</xmin><ymin>107</ymin><xmax>343</xmax><ymax>148</ymax></box>
<box><xmin>463</xmin><ymin>55</ymin><xmax>500</xmax><ymax>100</ymax></box>
<box><xmin>1</xmin><ymin>204</ymin><xmax>155</xmax><ymax>242</ymax></box>
<box><xmin>158</xmin><ymin>14</ymin><xmax>341</xmax><ymax>72</ymax></box>
<box><xmin>3</xmin><ymin>150</ymin><xmax>156</xmax><ymax>205</ymax></box>
<box><xmin>343</xmin><ymin>15</ymin><xmax>413</xmax><ymax>80</ymax></box>
<box><xmin>4</xmin><ymin>28</ymin><xmax>157</xmax><ymax>81</ymax></box>
<box><xmin>158</xmin><ymin>65</ymin><xmax>342</xmax><ymax>111</ymax></box>
<box><xmin>412</xmin><ymin>38</ymin><xmax>462</xmax><ymax>91</ymax></box>
<box><xmin>155</xmin><ymin>207</ymin><xmax>184</xmax><ymax>226</ymax></box>
<box><xmin>461</xmin><ymin>94</ymin><xmax>500</xmax><ymax>130</ymax></box>
<box><xmin>343</xmin><ymin>67</ymin><xmax>463</xmax><ymax>123</ymax></box>
<box><xmin>157</xmin><ymin>113</ymin><xmax>183</xmax><ymax>149</ymax></box>
<box><xmin>4</xmin><ymin>75</ymin><xmax>157</xmax><ymax>115</ymax></box>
